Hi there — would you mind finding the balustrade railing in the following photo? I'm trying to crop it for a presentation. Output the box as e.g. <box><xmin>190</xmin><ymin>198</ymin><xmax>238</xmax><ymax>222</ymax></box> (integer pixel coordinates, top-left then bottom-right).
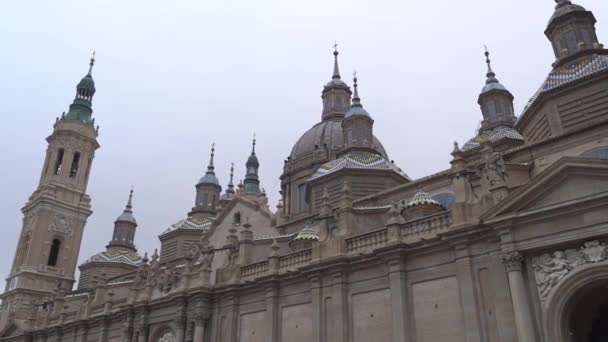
<box><xmin>400</xmin><ymin>211</ymin><xmax>452</xmax><ymax>243</ymax></box>
<box><xmin>241</xmin><ymin>260</ymin><xmax>269</xmax><ymax>278</ymax></box>
<box><xmin>346</xmin><ymin>228</ymin><xmax>388</xmax><ymax>253</ymax></box>
<box><xmin>279</xmin><ymin>249</ymin><xmax>312</xmax><ymax>269</ymax></box>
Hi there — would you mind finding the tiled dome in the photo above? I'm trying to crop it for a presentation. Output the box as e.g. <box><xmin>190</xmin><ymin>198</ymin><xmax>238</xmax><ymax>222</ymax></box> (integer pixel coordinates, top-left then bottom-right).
<box><xmin>289</xmin><ymin>119</ymin><xmax>388</xmax><ymax>161</ymax></box>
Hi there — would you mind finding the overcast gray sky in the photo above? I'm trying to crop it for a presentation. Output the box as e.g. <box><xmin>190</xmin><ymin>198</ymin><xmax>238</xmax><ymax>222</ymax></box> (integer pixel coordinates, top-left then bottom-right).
<box><xmin>1</xmin><ymin>0</ymin><xmax>606</xmax><ymax>283</ymax></box>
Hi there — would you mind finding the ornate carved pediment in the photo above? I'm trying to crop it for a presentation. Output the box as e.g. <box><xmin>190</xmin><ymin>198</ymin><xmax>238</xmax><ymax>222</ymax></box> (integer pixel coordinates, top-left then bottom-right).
<box><xmin>532</xmin><ymin>240</ymin><xmax>608</xmax><ymax>300</ymax></box>
<box><xmin>481</xmin><ymin>157</ymin><xmax>608</xmax><ymax>220</ymax></box>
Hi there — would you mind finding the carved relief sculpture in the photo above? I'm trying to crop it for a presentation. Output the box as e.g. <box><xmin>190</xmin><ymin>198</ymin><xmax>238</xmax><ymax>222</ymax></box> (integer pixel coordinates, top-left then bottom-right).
<box><xmin>532</xmin><ymin>240</ymin><xmax>608</xmax><ymax>299</ymax></box>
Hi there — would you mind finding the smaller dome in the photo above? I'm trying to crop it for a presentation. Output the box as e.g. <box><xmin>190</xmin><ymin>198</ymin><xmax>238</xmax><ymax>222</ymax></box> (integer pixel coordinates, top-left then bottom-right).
<box><xmin>462</xmin><ymin>127</ymin><xmax>524</xmax><ymax>151</ymax></box>
<box><xmin>292</xmin><ymin>226</ymin><xmax>319</xmax><ymax>242</ymax></box>
<box><xmin>481</xmin><ymin>81</ymin><xmax>507</xmax><ymax>94</ymax></box>
<box><xmin>116</xmin><ymin>211</ymin><xmax>136</xmax><ymax>224</ymax></box>
<box><xmin>77</xmin><ymin>75</ymin><xmax>95</xmax><ymax>92</ymax></box>
<box><xmin>406</xmin><ymin>190</ymin><xmax>445</xmax><ymax>209</ymax></box>
<box><xmin>162</xmin><ymin>216</ymin><xmax>214</xmax><ymax>235</ymax></box>
<box><xmin>345</xmin><ymin>106</ymin><xmax>370</xmax><ymax>118</ymax></box>
<box><xmin>324</xmin><ymin>78</ymin><xmax>349</xmax><ymax>91</ymax></box>
<box><xmin>548</xmin><ymin>1</ymin><xmax>587</xmax><ymax>27</ymax></box>
<box><xmin>83</xmin><ymin>249</ymin><xmax>142</xmax><ymax>267</ymax></box>
<box><xmin>198</xmin><ymin>173</ymin><xmax>220</xmax><ymax>186</ymax></box>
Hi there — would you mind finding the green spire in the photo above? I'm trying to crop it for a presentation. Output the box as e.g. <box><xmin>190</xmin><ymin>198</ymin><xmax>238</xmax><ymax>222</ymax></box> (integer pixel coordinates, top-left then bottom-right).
<box><xmin>64</xmin><ymin>53</ymin><xmax>96</xmax><ymax>125</ymax></box>
<box><xmin>243</xmin><ymin>134</ymin><xmax>261</xmax><ymax>193</ymax></box>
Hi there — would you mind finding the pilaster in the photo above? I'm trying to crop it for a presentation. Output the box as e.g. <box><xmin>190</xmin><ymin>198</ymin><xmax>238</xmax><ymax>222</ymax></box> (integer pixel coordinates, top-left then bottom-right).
<box><xmin>453</xmin><ymin>244</ymin><xmax>482</xmax><ymax>342</ymax></box>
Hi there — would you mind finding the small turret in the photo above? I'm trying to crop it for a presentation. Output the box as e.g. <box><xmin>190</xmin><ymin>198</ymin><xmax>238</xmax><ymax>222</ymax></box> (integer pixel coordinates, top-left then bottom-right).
<box><xmin>107</xmin><ymin>188</ymin><xmax>138</xmax><ymax>252</ymax></box>
<box><xmin>64</xmin><ymin>53</ymin><xmax>97</xmax><ymax>125</ymax></box>
<box><xmin>243</xmin><ymin>136</ymin><xmax>261</xmax><ymax>193</ymax></box>
<box><xmin>342</xmin><ymin>73</ymin><xmax>375</xmax><ymax>153</ymax></box>
<box><xmin>321</xmin><ymin>44</ymin><xmax>352</xmax><ymax>120</ymax></box>
<box><xmin>191</xmin><ymin>144</ymin><xmax>222</xmax><ymax>216</ymax></box>
<box><xmin>546</xmin><ymin>0</ymin><xmax>605</xmax><ymax>67</ymax></box>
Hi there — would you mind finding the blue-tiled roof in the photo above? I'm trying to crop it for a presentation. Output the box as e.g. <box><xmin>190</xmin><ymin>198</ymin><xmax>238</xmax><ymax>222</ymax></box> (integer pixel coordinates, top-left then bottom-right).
<box><xmin>522</xmin><ymin>54</ymin><xmax>608</xmax><ymax>115</ymax></box>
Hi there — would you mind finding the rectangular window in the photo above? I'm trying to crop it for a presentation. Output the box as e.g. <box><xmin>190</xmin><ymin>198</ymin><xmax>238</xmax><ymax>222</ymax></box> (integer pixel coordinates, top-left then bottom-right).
<box><xmin>298</xmin><ymin>184</ymin><xmax>308</xmax><ymax>212</ymax></box>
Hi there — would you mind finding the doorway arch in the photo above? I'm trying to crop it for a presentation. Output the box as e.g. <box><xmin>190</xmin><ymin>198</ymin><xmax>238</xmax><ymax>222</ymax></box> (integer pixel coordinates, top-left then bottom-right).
<box><xmin>545</xmin><ymin>262</ymin><xmax>608</xmax><ymax>341</ymax></box>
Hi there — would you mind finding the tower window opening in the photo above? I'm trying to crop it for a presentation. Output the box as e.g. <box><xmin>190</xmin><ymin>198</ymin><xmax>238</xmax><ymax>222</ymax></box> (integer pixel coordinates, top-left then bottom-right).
<box><xmin>565</xmin><ymin>30</ymin><xmax>579</xmax><ymax>52</ymax></box>
<box><xmin>233</xmin><ymin>212</ymin><xmax>241</xmax><ymax>225</ymax></box>
<box><xmin>356</xmin><ymin>128</ymin><xmax>364</xmax><ymax>145</ymax></box>
<box><xmin>69</xmin><ymin>152</ymin><xmax>80</xmax><ymax>178</ymax></box>
<box><xmin>47</xmin><ymin>239</ymin><xmax>61</xmax><ymax>266</ymax></box>
<box><xmin>53</xmin><ymin>149</ymin><xmax>65</xmax><ymax>175</ymax></box>
<box><xmin>582</xmin><ymin>29</ymin><xmax>593</xmax><ymax>47</ymax></box>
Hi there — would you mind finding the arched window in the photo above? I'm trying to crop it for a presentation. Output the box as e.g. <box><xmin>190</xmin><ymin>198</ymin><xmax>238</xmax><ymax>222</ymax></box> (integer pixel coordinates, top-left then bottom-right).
<box><xmin>233</xmin><ymin>212</ymin><xmax>241</xmax><ymax>226</ymax></box>
<box><xmin>69</xmin><ymin>152</ymin><xmax>80</xmax><ymax>178</ymax></box>
<box><xmin>581</xmin><ymin>146</ymin><xmax>608</xmax><ymax>160</ymax></box>
<box><xmin>53</xmin><ymin>149</ymin><xmax>65</xmax><ymax>175</ymax></box>
<box><xmin>47</xmin><ymin>239</ymin><xmax>61</xmax><ymax>266</ymax></box>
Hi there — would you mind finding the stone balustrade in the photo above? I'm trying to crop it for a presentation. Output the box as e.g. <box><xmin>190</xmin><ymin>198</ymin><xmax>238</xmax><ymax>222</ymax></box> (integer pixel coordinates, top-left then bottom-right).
<box><xmin>279</xmin><ymin>249</ymin><xmax>312</xmax><ymax>269</ymax></box>
<box><xmin>346</xmin><ymin>228</ymin><xmax>388</xmax><ymax>253</ymax></box>
<box><xmin>400</xmin><ymin>211</ymin><xmax>452</xmax><ymax>243</ymax></box>
<box><xmin>241</xmin><ymin>260</ymin><xmax>269</xmax><ymax>278</ymax></box>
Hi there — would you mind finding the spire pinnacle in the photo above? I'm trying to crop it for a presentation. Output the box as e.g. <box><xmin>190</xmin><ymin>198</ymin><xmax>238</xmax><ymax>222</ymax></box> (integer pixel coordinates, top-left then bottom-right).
<box><xmin>209</xmin><ymin>143</ymin><xmax>215</xmax><ymax>169</ymax></box>
<box><xmin>126</xmin><ymin>186</ymin><xmax>134</xmax><ymax>211</ymax></box>
<box><xmin>252</xmin><ymin>133</ymin><xmax>256</xmax><ymax>154</ymax></box>
<box><xmin>88</xmin><ymin>51</ymin><xmax>96</xmax><ymax>76</ymax></box>
<box><xmin>484</xmin><ymin>46</ymin><xmax>496</xmax><ymax>80</ymax></box>
<box><xmin>352</xmin><ymin>71</ymin><xmax>362</xmax><ymax>107</ymax></box>
<box><xmin>332</xmin><ymin>42</ymin><xmax>341</xmax><ymax>80</ymax></box>
<box><xmin>226</xmin><ymin>162</ymin><xmax>235</xmax><ymax>194</ymax></box>
<box><xmin>114</xmin><ymin>186</ymin><xmax>137</xmax><ymax>224</ymax></box>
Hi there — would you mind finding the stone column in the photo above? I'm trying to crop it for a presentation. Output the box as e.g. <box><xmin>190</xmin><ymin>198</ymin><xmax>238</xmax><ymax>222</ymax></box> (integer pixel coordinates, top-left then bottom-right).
<box><xmin>98</xmin><ymin>320</ymin><xmax>109</xmax><ymax>342</ymax></box>
<box><xmin>193</xmin><ymin>313</ymin><xmax>206</xmax><ymax>342</ymax></box>
<box><xmin>329</xmin><ymin>271</ymin><xmax>348</xmax><ymax>342</ymax></box>
<box><xmin>266</xmin><ymin>284</ymin><xmax>280</xmax><ymax>342</ymax></box>
<box><xmin>175</xmin><ymin>315</ymin><xmax>187</xmax><ymax>342</ymax></box>
<box><xmin>309</xmin><ymin>276</ymin><xmax>322</xmax><ymax>342</ymax></box>
<box><xmin>388</xmin><ymin>258</ymin><xmax>410</xmax><ymax>342</ymax></box>
<box><xmin>502</xmin><ymin>251</ymin><xmax>536</xmax><ymax>342</ymax></box>
<box><xmin>454</xmin><ymin>245</ymin><xmax>482</xmax><ymax>342</ymax></box>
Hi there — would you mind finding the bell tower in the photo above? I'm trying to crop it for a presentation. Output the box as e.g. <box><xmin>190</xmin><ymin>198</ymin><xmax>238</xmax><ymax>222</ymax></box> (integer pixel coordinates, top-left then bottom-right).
<box><xmin>1</xmin><ymin>55</ymin><xmax>100</xmax><ymax>321</ymax></box>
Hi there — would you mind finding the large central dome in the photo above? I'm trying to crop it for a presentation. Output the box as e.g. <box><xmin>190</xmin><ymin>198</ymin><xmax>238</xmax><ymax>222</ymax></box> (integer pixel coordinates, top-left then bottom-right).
<box><xmin>290</xmin><ymin>118</ymin><xmax>388</xmax><ymax>161</ymax></box>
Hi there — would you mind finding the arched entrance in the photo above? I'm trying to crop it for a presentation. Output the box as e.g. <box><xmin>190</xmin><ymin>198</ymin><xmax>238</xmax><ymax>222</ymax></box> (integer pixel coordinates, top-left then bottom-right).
<box><xmin>566</xmin><ymin>280</ymin><xmax>608</xmax><ymax>342</ymax></box>
<box><xmin>545</xmin><ymin>263</ymin><xmax>608</xmax><ymax>342</ymax></box>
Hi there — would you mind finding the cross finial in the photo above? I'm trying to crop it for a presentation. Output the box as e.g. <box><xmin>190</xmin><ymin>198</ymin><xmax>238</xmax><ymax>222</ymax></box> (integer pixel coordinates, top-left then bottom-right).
<box><xmin>333</xmin><ymin>41</ymin><xmax>339</xmax><ymax>53</ymax></box>
<box><xmin>252</xmin><ymin>133</ymin><xmax>256</xmax><ymax>153</ymax></box>
<box><xmin>484</xmin><ymin>45</ymin><xmax>495</xmax><ymax>78</ymax></box>
<box><xmin>88</xmin><ymin>51</ymin><xmax>96</xmax><ymax>75</ymax></box>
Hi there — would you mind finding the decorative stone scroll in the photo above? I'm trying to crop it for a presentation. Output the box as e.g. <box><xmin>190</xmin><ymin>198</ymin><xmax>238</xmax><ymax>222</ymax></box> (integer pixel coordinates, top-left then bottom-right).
<box><xmin>49</xmin><ymin>214</ymin><xmax>74</xmax><ymax>236</ymax></box>
<box><xmin>532</xmin><ymin>240</ymin><xmax>608</xmax><ymax>299</ymax></box>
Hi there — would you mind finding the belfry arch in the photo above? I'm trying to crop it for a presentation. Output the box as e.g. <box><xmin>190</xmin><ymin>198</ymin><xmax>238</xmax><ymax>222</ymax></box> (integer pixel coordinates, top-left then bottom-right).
<box><xmin>545</xmin><ymin>262</ymin><xmax>608</xmax><ymax>342</ymax></box>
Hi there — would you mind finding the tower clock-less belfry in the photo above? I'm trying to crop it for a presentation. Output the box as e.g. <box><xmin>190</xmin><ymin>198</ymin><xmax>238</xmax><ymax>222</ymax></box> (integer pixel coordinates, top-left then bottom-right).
<box><xmin>1</xmin><ymin>55</ymin><xmax>100</xmax><ymax>323</ymax></box>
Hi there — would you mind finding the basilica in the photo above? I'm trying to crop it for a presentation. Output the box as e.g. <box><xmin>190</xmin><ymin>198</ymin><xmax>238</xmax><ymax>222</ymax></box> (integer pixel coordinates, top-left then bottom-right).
<box><xmin>2</xmin><ymin>1</ymin><xmax>608</xmax><ymax>341</ymax></box>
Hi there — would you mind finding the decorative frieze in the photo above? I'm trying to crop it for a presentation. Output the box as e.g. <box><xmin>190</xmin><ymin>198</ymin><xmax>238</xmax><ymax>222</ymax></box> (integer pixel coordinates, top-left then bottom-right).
<box><xmin>532</xmin><ymin>240</ymin><xmax>608</xmax><ymax>298</ymax></box>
